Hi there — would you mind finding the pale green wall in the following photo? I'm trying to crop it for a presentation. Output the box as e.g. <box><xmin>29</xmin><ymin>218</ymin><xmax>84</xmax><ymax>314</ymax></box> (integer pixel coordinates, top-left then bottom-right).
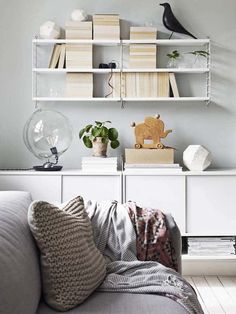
<box><xmin>0</xmin><ymin>0</ymin><xmax>236</xmax><ymax>168</ymax></box>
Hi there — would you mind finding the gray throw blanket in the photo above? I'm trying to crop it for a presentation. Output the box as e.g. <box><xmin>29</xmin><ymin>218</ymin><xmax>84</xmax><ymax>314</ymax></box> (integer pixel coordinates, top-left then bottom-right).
<box><xmin>86</xmin><ymin>200</ymin><xmax>203</xmax><ymax>314</ymax></box>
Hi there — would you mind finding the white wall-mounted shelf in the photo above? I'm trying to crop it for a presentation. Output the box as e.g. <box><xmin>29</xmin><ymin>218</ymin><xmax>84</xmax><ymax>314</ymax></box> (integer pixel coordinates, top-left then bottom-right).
<box><xmin>33</xmin><ymin>97</ymin><xmax>121</xmax><ymax>102</ymax></box>
<box><xmin>33</xmin><ymin>38</ymin><xmax>210</xmax><ymax>46</ymax></box>
<box><xmin>32</xmin><ymin>68</ymin><xmax>121</xmax><ymax>73</ymax></box>
<box><xmin>33</xmin><ymin>68</ymin><xmax>209</xmax><ymax>74</ymax></box>
<box><xmin>123</xmin><ymin>97</ymin><xmax>209</xmax><ymax>102</ymax></box>
<box><xmin>32</xmin><ymin>37</ymin><xmax>210</xmax><ymax>102</ymax></box>
<box><xmin>33</xmin><ymin>97</ymin><xmax>209</xmax><ymax>102</ymax></box>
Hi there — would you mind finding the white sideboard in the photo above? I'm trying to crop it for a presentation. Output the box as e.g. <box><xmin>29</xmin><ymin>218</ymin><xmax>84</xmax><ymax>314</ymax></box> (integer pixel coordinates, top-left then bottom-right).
<box><xmin>0</xmin><ymin>168</ymin><xmax>235</xmax><ymax>275</ymax></box>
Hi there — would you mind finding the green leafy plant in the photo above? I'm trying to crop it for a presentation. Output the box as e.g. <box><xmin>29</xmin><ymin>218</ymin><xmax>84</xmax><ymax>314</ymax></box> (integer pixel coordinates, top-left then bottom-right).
<box><xmin>186</xmin><ymin>50</ymin><xmax>209</xmax><ymax>57</ymax></box>
<box><xmin>167</xmin><ymin>50</ymin><xmax>181</xmax><ymax>59</ymax></box>
<box><xmin>79</xmin><ymin>121</ymin><xmax>120</xmax><ymax>149</ymax></box>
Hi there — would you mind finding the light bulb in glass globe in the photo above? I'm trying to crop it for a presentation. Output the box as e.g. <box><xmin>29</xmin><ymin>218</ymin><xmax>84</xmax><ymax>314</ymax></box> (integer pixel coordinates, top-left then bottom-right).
<box><xmin>23</xmin><ymin>109</ymin><xmax>73</xmax><ymax>171</ymax></box>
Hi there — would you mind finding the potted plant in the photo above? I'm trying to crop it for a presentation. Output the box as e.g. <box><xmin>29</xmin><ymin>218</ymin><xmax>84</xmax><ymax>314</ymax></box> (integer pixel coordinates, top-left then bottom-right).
<box><xmin>79</xmin><ymin>121</ymin><xmax>120</xmax><ymax>157</ymax></box>
<box><xmin>185</xmin><ymin>50</ymin><xmax>209</xmax><ymax>68</ymax></box>
<box><xmin>166</xmin><ymin>50</ymin><xmax>181</xmax><ymax>68</ymax></box>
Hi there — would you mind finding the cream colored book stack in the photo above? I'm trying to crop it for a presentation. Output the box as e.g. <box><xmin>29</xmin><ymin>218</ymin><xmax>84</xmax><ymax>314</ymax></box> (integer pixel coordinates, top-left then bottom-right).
<box><xmin>66</xmin><ymin>44</ymin><xmax>92</xmax><ymax>68</ymax></box>
<box><xmin>130</xmin><ymin>27</ymin><xmax>157</xmax><ymax>40</ymax></box>
<box><xmin>129</xmin><ymin>44</ymin><xmax>156</xmax><ymax>68</ymax></box>
<box><xmin>82</xmin><ymin>157</ymin><xmax>118</xmax><ymax>172</ymax></box>
<box><xmin>93</xmin><ymin>14</ymin><xmax>120</xmax><ymax>40</ymax></box>
<box><xmin>65</xmin><ymin>21</ymin><xmax>92</xmax><ymax>39</ymax></box>
<box><xmin>66</xmin><ymin>73</ymin><xmax>93</xmax><ymax>97</ymax></box>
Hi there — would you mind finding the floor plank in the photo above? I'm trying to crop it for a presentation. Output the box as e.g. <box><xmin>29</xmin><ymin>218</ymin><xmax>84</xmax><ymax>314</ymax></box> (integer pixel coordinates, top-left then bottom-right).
<box><xmin>184</xmin><ymin>276</ymin><xmax>209</xmax><ymax>314</ymax></box>
<box><xmin>218</xmin><ymin>277</ymin><xmax>236</xmax><ymax>306</ymax></box>
<box><xmin>205</xmin><ymin>276</ymin><xmax>236</xmax><ymax>314</ymax></box>
<box><xmin>192</xmin><ymin>276</ymin><xmax>225</xmax><ymax>314</ymax></box>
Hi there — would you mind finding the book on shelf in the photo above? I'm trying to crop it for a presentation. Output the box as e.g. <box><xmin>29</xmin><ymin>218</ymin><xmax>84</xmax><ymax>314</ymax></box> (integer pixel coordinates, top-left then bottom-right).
<box><xmin>123</xmin><ymin>73</ymin><xmax>170</xmax><ymax>98</ymax></box>
<box><xmin>65</xmin><ymin>21</ymin><xmax>92</xmax><ymax>39</ymax></box>
<box><xmin>129</xmin><ymin>44</ymin><xmax>156</xmax><ymax>68</ymax></box>
<box><xmin>124</xmin><ymin>163</ymin><xmax>181</xmax><ymax>169</ymax></box>
<box><xmin>93</xmin><ymin>14</ymin><xmax>120</xmax><ymax>40</ymax></box>
<box><xmin>187</xmin><ymin>236</ymin><xmax>236</xmax><ymax>256</ymax></box>
<box><xmin>124</xmin><ymin>168</ymin><xmax>183</xmax><ymax>174</ymax></box>
<box><xmin>66</xmin><ymin>44</ymin><xmax>92</xmax><ymax>69</ymax></box>
<box><xmin>82</xmin><ymin>157</ymin><xmax>118</xmax><ymax>164</ymax></box>
<box><xmin>58</xmin><ymin>44</ymin><xmax>66</xmax><ymax>68</ymax></box>
<box><xmin>130</xmin><ymin>27</ymin><xmax>157</xmax><ymax>40</ymax></box>
<box><xmin>169</xmin><ymin>73</ymin><xmax>179</xmax><ymax>97</ymax></box>
<box><xmin>49</xmin><ymin>44</ymin><xmax>62</xmax><ymax>68</ymax></box>
<box><xmin>66</xmin><ymin>73</ymin><xmax>93</xmax><ymax>97</ymax></box>
<box><xmin>81</xmin><ymin>157</ymin><xmax>118</xmax><ymax>172</ymax></box>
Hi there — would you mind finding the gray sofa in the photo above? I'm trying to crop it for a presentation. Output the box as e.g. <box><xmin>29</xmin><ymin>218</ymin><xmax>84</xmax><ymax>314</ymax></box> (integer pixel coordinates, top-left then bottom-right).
<box><xmin>0</xmin><ymin>191</ymin><xmax>188</xmax><ymax>314</ymax></box>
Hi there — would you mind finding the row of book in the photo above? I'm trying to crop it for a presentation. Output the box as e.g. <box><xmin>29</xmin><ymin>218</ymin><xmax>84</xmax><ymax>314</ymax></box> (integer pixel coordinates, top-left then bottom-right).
<box><xmin>187</xmin><ymin>237</ymin><xmax>236</xmax><ymax>256</ymax></box>
<box><xmin>111</xmin><ymin>72</ymin><xmax>179</xmax><ymax>98</ymax></box>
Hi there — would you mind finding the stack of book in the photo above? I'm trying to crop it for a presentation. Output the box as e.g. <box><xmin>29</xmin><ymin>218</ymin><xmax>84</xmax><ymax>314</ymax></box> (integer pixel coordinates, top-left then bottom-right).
<box><xmin>66</xmin><ymin>73</ymin><xmax>93</xmax><ymax>97</ymax></box>
<box><xmin>65</xmin><ymin>21</ymin><xmax>92</xmax><ymax>39</ymax></box>
<box><xmin>129</xmin><ymin>44</ymin><xmax>157</xmax><ymax>68</ymax></box>
<box><xmin>124</xmin><ymin>148</ymin><xmax>182</xmax><ymax>173</ymax></box>
<box><xmin>65</xmin><ymin>44</ymin><xmax>93</xmax><ymax>69</ymax></box>
<box><xmin>93</xmin><ymin>14</ymin><xmax>120</xmax><ymax>40</ymax></box>
<box><xmin>81</xmin><ymin>157</ymin><xmax>118</xmax><ymax>172</ymax></box>
<box><xmin>130</xmin><ymin>27</ymin><xmax>157</xmax><ymax>40</ymax></box>
<box><xmin>188</xmin><ymin>237</ymin><xmax>236</xmax><ymax>256</ymax></box>
<box><xmin>124</xmin><ymin>163</ymin><xmax>182</xmax><ymax>172</ymax></box>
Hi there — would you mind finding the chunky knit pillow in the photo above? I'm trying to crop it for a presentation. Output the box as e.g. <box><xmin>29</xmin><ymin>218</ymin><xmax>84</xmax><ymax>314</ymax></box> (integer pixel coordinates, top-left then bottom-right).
<box><xmin>28</xmin><ymin>196</ymin><xmax>106</xmax><ymax>311</ymax></box>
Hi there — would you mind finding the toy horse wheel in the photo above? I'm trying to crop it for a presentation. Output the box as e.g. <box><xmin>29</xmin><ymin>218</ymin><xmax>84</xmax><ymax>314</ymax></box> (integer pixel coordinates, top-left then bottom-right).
<box><xmin>135</xmin><ymin>143</ymin><xmax>142</xmax><ymax>149</ymax></box>
<box><xmin>156</xmin><ymin>143</ymin><xmax>164</xmax><ymax>149</ymax></box>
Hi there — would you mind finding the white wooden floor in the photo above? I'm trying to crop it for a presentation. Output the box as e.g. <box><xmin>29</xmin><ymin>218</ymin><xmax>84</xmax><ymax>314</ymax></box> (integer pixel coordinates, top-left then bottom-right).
<box><xmin>184</xmin><ymin>276</ymin><xmax>236</xmax><ymax>314</ymax></box>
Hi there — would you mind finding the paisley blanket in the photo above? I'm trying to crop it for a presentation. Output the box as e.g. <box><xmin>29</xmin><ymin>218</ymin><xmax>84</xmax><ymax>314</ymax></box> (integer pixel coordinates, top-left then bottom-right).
<box><xmin>86</xmin><ymin>200</ymin><xmax>203</xmax><ymax>314</ymax></box>
<box><xmin>125</xmin><ymin>201</ymin><xmax>179</xmax><ymax>272</ymax></box>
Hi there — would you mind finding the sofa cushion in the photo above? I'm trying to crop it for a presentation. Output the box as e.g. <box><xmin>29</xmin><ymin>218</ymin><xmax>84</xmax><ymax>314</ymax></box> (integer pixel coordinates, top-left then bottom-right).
<box><xmin>0</xmin><ymin>191</ymin><xmax>41</xmax><ymax>314</ymax></box>
<box><xmin>37</xmin><ymin>292</ymin><xmax>188</xmax><ymax>314</ymax></box>
<box><xmin>28</xmin><ymin>196</ymin><xmax>106</xmax><ymax>312</ymax></box>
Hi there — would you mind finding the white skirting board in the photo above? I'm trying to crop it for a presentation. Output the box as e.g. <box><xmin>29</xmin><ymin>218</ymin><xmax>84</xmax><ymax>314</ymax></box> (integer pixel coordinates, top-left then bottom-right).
<box><xmin>182</xmin><ymin>259</ymin><xmax>236</xmax><ymax>276</ymax></box>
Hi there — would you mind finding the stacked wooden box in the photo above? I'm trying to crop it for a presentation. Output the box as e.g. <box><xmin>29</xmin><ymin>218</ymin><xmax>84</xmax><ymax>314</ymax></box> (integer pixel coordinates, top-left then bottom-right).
<box><xmin>93</xmin><ymin>14</ymin><xmax>120</xmax><ymax>40</ymax></box>
<box><xmin>65</xmin><ymin>21</ymin><xmax>93</xmax><ymax>97</ymax></box>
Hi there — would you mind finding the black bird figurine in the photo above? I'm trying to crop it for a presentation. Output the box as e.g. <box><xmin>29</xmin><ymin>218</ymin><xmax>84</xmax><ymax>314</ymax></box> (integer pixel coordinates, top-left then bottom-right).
<box><xmin>160</xmin><ymin>3</ymin><xmax>197</xmax><ymax>39</ymax></box>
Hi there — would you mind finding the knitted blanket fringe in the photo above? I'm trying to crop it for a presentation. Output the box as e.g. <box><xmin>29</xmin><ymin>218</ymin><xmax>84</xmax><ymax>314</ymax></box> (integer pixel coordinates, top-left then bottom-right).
<box><xmin>86</xmin><ymin>200</ymin><xmax>203</xmax><ymax>314</ymax></box>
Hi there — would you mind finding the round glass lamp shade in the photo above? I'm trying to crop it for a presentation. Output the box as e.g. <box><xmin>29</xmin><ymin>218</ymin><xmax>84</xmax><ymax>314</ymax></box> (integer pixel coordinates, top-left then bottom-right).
<box><xmin>23</xmin><ymin>109</ymin><xmax>73</xmax><ymax>171</ymax></box>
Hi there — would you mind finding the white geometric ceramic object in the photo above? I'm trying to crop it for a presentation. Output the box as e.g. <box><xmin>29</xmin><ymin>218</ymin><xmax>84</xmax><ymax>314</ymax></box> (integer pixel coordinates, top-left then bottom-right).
<box><xmin>183</xmin><ymin>145</ymin><xmax>212</xmax><ymax>171</ymax></box>
<box><xmin>39</xmin><ymin>21</ymin><xmax>61</xmax><ymax>39</ymax></box>
<box><xmin>71</xmin><ymin>9</ymin><xmax>88</xmax><ymax>22</ymax></box>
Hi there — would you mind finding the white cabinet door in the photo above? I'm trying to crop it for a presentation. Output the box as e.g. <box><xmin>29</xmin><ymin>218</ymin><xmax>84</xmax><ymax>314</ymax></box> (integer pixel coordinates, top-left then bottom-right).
<box><xmin>62</xmin><ymin>175</ymin><xmax>121</xmax><ymax>203</ymax></box>
<box><xmin>0</xmin><ymin>175</ymin><xmax>61</xmax><ymax>203</ymax></box>
<box><xmin>124</xmin><ymin>175</ymin><xmax>185</xmax><ymax>233</ymax></box>
<box><xmin>187</xmin><ymin>176</ymin><xmax>236</xmax><ymax>234</ymax></box>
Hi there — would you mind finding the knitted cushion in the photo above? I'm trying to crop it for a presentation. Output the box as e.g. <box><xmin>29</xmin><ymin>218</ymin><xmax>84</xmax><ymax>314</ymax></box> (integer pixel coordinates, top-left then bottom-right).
<box><xmin>28</xmin><ymin>196</ymin><xmax>106</xmax><ymax>312</ymax></box>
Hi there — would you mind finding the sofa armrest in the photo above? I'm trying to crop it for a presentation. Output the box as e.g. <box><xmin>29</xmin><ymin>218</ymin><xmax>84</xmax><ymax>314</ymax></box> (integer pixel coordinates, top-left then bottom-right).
<box><xmin>0</xmin><ymin>191</ymin><xmax>41</xmax><ymax>314</ymax></box>
<box><xmin>165</xmin><ymin>213</ymin><xmax>182</xmax><ymax>274</ymax></box>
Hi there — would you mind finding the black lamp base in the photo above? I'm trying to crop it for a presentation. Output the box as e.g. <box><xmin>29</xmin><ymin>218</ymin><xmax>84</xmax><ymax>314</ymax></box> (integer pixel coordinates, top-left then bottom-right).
<box><xmin>33</xmin><ymin>165</ymin><xmax>63</xmax><ymax>171</ymax></box>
